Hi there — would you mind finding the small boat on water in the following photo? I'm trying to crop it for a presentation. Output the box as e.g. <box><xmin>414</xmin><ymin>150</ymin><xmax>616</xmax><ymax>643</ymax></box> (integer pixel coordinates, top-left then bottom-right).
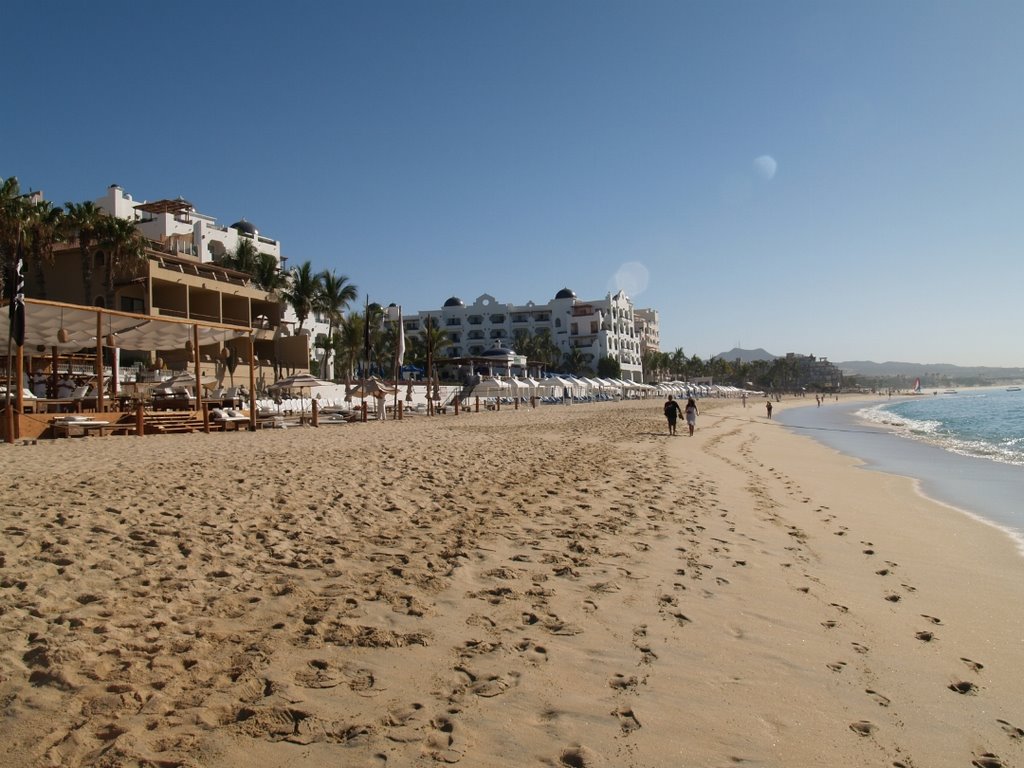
<box><xmin>1008</xmin><ymin>386</ymin><xmax>1022</xmax><ymax>392</ymax></box>
<box><xmin>943</xmin><ymin>389</ymin><xmax>957</xmax><ymax>394</ymax></box>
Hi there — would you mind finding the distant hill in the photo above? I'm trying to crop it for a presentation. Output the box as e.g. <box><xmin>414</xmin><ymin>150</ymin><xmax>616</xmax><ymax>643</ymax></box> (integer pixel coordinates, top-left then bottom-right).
<box><xmin>713</xmin><ymin>347</ymin><xmax>777</xmax><ymax>363</ymax></box>
<box><xmin>711</xmin><ymin>350</ymin><xmax>1024</xmax><ymax>382</ymax></box>
<box><xmin>836</xmin><ymin>360</ymin><xmax>1024</xmax><ymax>379</ymax></box>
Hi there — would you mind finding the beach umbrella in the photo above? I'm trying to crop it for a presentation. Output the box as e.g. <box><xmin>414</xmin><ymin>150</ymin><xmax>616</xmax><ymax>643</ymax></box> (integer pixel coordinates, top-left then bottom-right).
<box><xmin>268</xmin><ymin>373</ymin><xmax>334</xmax><ymax>415</ymax></box>
<box><xmin>350</xmin><ymin>376</ymin><xmax>397</xmax><ymax>399</ymax></box>
<box><xmin>162</xmin><ymin>372</ymin><xmax>219</xmax><ymax>391</ymax></box>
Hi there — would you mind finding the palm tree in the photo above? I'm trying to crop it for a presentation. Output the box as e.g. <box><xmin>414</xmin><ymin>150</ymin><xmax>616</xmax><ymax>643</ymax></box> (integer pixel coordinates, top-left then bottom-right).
<box><xmin>408</xmin><ymin>317</ymin><xmax>452</xmax><ymax>370</ymax></box>
<box><xmin>365</xmin><ymin>303</ymin><xmax>388</xmax><ymax>376</ymax></box>
<box><xmin>336</xmin><ymin>313</ymin><xmax>364</xmax><ymax>384</ymax></box>
<box><xmin>562</xmin><ymin>346</ymin><xmax>592</xmax><ymax>375</ymax></box>
<box><xmin>669</xmin><ymin>347</ymin><xmax>687</xmax><ymax>380</ymax></box>
<box><xmin>221</xmin><ymin>238</ymin><xmax>260</xmax><ymax>274</ymax></box>
<box><xmin>529</xmin><ymin>328</ymin><xmax>560</xmax><ymax>370</ymax></box>
<box><xmin>281</xmin><ymin>261</ymin><xmax>321</xmax><ymax>330</ymax></box>
<box><xmin>315</xmin><ymin>271</ymin><xmax>358</xmax><ymax>379</ymax></box>
<box><xmin>96</xmin><ymin>215</ymin><xmax>147</xmax><ymax>310</ymax></box>
<box><xmin>1</xmin><ymin>180</ymin><xmax>45</xmax><ymax>296</ymax></box>
<box><xmin>64</xmin><ymin>200</ymin><xmax>105</xmax><ymax>305</ymax></box>
<box><xmin>23</xmin><ymin>198</ymin><xmax>65</xmax><ymax>300</ymax></box>
<box><xmin>252</xmin><ymin>252</ymin><xmax>288</xmax><ymax>293</ymax></box>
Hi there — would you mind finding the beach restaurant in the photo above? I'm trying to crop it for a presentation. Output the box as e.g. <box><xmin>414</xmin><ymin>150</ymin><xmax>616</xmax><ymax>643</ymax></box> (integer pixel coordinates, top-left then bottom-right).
<box><xmin>2</xmin><ymin>298</ymin><xmax>267</xmax><ymax>442</ymax></box>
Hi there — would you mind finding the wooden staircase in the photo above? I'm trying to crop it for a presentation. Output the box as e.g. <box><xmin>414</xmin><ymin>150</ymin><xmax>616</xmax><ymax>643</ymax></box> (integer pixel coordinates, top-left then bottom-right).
<box><xmin>141</xmin><ymin>412</ymin><xmax>209</xmax><ymax>435</ymax></box>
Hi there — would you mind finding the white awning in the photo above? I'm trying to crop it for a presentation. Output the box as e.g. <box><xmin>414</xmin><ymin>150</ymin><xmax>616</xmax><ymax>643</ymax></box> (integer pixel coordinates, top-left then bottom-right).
<box><xmin>1</xmin><ymin>298</ymin><xmax>251</xmax><ymax>353</ymax></box>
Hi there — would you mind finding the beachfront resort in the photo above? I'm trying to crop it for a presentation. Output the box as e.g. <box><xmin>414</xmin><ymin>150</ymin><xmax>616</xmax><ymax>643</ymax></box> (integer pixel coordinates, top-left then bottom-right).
<box><xmin>2</xmin><ymin>180</ymin><xmax>671</xmax><ymax>441</ymax></box>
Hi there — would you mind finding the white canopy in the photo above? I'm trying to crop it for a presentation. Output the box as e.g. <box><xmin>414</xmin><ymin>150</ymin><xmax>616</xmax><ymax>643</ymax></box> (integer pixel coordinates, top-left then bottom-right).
<box><xmin>1</xmin><ymin>298</ymin><xmax>250</xmax><ymax>353</ymax></box>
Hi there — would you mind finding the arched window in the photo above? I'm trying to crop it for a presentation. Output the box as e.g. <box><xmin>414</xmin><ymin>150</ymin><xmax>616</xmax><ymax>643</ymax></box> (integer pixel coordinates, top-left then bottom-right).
<box><xmin>94</xmin><ymin>250</ymin><xmax>106</xmax><ymax>268</ymax></box>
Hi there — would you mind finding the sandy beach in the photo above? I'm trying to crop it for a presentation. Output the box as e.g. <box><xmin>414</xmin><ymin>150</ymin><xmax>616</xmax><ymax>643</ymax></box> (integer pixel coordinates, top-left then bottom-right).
<box><xmin>1</xmin><ymin>398</ymin><xmax>1022</xmax><ymax>768</ymax></box>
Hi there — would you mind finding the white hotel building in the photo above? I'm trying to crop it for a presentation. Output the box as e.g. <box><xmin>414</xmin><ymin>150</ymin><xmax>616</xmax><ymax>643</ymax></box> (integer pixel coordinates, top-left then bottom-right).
<box><xmin>407</xmin><ymin>288</ymin><xmax>646</xmax><ymax>382</ymax></box>
<box><xmin>95</xmin><ymin>186</ymin><xmax>651</xmax><ymax>382</ymax></box>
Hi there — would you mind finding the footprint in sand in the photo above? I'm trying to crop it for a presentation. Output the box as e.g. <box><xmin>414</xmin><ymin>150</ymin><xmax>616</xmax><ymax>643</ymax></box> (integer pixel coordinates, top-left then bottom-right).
<box><xmin>915</xmin><ymin>630</ymin><xmax>935</xmax><ymax>642</ymax></box>
<box><xmin>997</xmin><ymin>719</ymin><xmax>1024</xmax><ymax>739</ymax></box>
<box><xmin>921</xmin><ymin>614</ymin><xmax>943</xmax><ymax>625</ymax></box>
<box><xmin>613</xmin><ymin>707</ymin><xmax>641</xmax><ymax>734</ymax></box>
<box><xmin>608</xmin><ymin>674</ymin><xmax>638</xmax><ymax>691</ymax></box>
<box><xmin>559</xmin><ymin>745</ymin><xmax>604</xmax><ymax>768</ymax></box>
<box><xmin>972</xmin><ymin>753</ymin><xmax>1005</xmax><ymax>768</ymax></box>
<box><xmin>514</xmin><ymin>638</ymin><xmax>548</xmax><ymax>662</ymax></box>
<box><xmin>961</xmin><ymin>657</ymin><xmax>984</xmax><ymax>672</ymax></box>
<box><xmin>851</xmin><ymin>642</ymin><xmax>869</xmax><ymax>654</ymax></box>
<box><xmin>827</xmin><ymin>661</ymin><xmax>847</xmax><ymax>673</ymax></box>
<box><xmin>821</xmin><ymin>620</ymin><xmax>838</xmax><ymax>629</ymax></box>
<box><xmin>849</xmin><ymin>720</ymin><xmax>877</xmax><ymax>736</ymax></box>
<box><xmin>865</xmin><ymin>689</ymin><xmax>891</xmax><ymax>707</ymax></box>
<box><xmin>948</xmin><ymin>680</ymin><xmax>978</xmax><ymax>695</ymax></box>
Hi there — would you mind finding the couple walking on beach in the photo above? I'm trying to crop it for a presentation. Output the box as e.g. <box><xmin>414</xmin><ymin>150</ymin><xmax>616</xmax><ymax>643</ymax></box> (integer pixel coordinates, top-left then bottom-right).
<box><xmin>664</xmin><ymin>394</ymin><xmax>698</xmax><ymax>436</ymax></box>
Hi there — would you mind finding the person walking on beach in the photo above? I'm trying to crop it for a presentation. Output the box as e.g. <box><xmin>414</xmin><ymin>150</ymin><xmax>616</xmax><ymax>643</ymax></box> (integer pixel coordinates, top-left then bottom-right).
<box><xmin>684</xmin><ymin>397</ymin><xmax>699</xmax><ymax>437</ymax></box>
<box><xmin>765</xmin><ymin>400</ymin><xmax>773</xmax><ymax>419</ymax></box>
<box><xmin>664</xmin><ymin>394</ymin><xmax>683</xmax><ymax>435</ymax></box>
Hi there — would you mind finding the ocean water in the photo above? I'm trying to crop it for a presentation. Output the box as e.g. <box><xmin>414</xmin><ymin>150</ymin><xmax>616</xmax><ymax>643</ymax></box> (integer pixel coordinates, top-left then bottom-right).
<box><xmin>776</xmin><ymin>390</ymin><xmax>1024</xmax><ymax>553</ymax></box>
<box><xmin>856</xmin><ymin>388</ymin><xmax>1024</xmax><ymax>467</ymax></box>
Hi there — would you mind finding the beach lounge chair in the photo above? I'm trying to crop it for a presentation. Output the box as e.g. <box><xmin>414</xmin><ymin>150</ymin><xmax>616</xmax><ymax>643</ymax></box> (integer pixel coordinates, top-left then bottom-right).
<box><xmin>210</xmin><ymin>407</ymin><xmax>250</xmax><ymax>430</ymax></box>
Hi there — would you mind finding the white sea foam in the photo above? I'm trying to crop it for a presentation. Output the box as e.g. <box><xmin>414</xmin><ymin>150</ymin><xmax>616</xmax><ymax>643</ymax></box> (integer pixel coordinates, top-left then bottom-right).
<box><xmin>857</xmin><ymin>395</ymin><xmax>1024</xmax><ymax>468</ymax></box>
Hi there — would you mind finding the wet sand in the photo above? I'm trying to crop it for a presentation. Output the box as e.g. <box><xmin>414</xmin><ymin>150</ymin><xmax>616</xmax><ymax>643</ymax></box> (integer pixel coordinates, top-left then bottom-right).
<box><xmin>1</xmin><ymin>398</ymin><xmax>1022</xmax><ymax>767</ymax></box>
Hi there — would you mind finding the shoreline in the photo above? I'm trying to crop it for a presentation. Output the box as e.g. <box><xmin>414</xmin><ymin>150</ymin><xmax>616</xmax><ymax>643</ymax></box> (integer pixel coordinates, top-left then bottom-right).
<box><xmin>2</xmin><ymin>398</ymin><xmax>1022</xmax><ymax>767</ymax></box>
<box><xmin>775</xmin><ymin>395</ymin><xmax>1024</xmax><ymax>557</ymax></box>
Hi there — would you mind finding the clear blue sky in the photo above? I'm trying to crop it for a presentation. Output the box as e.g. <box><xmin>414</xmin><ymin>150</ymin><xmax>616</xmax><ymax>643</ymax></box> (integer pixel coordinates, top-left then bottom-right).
<box><xmin>4</xmin><ymin>1</ymin><xmax>1022</xmax><ymax>366</ymax></box>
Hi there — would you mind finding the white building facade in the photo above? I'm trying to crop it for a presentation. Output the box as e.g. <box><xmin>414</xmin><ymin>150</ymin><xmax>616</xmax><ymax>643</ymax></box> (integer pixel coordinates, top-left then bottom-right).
<box><xmin>408</xmin><ymin>287</ymin><xmax>644</xmax><ymax>382</ymax></box>
<box><xmin>634</xmin><ymin>308</ymin><xmax>661</xmax><ymax>354</ymax></box>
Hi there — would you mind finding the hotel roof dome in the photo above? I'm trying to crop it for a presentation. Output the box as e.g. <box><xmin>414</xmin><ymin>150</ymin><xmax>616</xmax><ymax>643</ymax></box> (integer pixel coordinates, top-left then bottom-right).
<box><xmin>230</xmin><ymin>219</ymin><xmax>258</xmax><ymax>236</ymax></box>
<box><xmin>481</xmin><ymin>343</ymin><xmax>515</xmax><ymax>358</ymax></box>
<box><xmin>554</xmin><ymin>287</ymin><xmax>576</xmax><ymax>300</ymax></box>
<box><xmin>443</xmin><ymin>296</ymin><xmax>465</xmax><ymax>307</ymax></box>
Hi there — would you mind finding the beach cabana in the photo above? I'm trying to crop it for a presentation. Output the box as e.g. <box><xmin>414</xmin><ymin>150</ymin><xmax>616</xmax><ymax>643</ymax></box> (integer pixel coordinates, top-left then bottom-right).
<box><xmin>471</xmin><ymin>377</ymin><xmax>509</xmax><ymax>398</ymax></box>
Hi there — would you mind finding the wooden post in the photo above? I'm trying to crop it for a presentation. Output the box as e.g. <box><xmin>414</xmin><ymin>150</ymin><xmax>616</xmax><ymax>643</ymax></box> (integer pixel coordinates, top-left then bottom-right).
<box><xmin>3</xmin><ymin>402</ymin><xmax>12</xmax><ymax>444</ymax></box>
<box><xmin>248</xmin><ymin>334</ymin><xmax>257</xmax><ymax>432</ymax></box>
<box><xmin>201</xmin><ymin>401</ymin><xmax>210</xmax><ymax>433</ymax></box>
<box><xmin>136</xmin><ymin>401</ymin><xmax>145</xmax><ymax>436</ymax></box>
<box><xmin>475</xmin><ymin>396</ymin><xmax>480</xmax><ymax>413</ymax></box>
<box><xmin>361</xmin><ymin>402</ymin><xmax>367</xmax><ymax>422</ymax></box>
<box><xmin>95</xmin><ymin>312</ymin><xmax>105</xmax><ymax>413</ymax></box>
<box><xmin>51</xmin><ymin>347</ymin><xmax>59</xmax><ymax>399</ymax></box>
<box><xmin>15</xmin><ymin>346</ymin><xmax>24</xmax><ymax>420</ymax></box>
<box><xmin>192</xmin><ymin>324</ymin><xmax>203</xmax><ymax>418</ymax></box>
<box><xmin>514</xmin><ymin>395</ymin><xmax>519</xmax><ymax>410</ymax></box>
<box><xmin>311</xmin><ymin>398</ymin><xmax>319</xmax><ymax>427</ymax></box>
<box><xmin>454</xmin><ymin>396</ymin><xmax>459</xmax><ymax>415</ymax></box>
<box><xmin>397</xmin><ymin>401</ymin><xmax>403</xmax><ymax>420</ymax></box>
